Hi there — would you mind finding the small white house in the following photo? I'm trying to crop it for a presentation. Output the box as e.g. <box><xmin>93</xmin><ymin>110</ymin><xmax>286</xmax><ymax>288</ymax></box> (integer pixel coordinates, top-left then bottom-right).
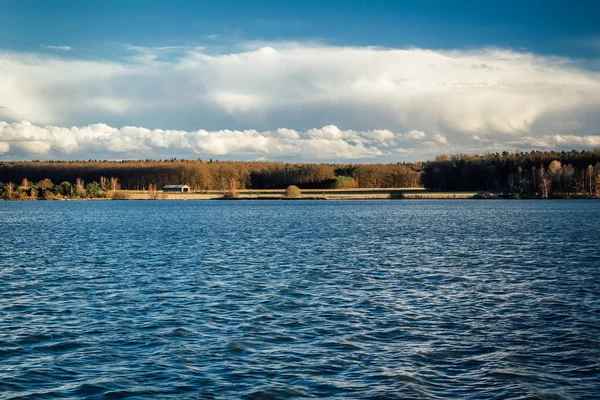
<box><xmin>163</xmin><ymin>184</ymin><xmax>190</xmax><ymax>193</ymax></box>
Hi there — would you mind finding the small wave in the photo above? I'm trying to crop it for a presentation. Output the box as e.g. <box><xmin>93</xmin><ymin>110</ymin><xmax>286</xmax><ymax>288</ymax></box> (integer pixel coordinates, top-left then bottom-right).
<box><xmin>34</xmin><ymin>341</ymin><xmax>87</xmax><ymax>352</ymax></box>
<box><xmin>487</xmin><ymin>369</ymin><xmax>545</xmax><ymax>382</ymax></box>
<box><xmin>319</xmin><ymin>340</ymin><xmax>363</xmax><ymax>351</ymax></box>
<box><xmin>242</xmin><ymin>385</ymin><xmax>309</xmax><ymax>399</ymax></box>
<box><xmin>71</xmin><ymin>383</ymin><xmax>110</xmax><ymax>397</ymax></box>
<box><xmin>226</xmin><ymin>341</ymin><xmax>247</xmax><ymax>353</ymax></box>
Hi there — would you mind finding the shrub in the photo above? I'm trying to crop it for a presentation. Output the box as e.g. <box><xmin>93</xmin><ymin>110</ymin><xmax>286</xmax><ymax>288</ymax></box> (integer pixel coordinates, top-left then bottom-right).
<box><xmin>74</xmin><ymin>178</ymin><xmax>86</xmax><ymax>198</ymax></box>
<box><xmin>58</xmin><ymin>181</ymin><xmax>73</xmax><ymax>197</ymax></box>
<box><xmin>284</xmin><ymin>185</ymin><xmax>302</xmax><ymax>199</ymax></box>
<box><xmin>111</xmin><ymin>191</ymin><xmax>129</xmax><ymax>200</ymax></box>
<box><xmin>36</xmin><ymin>178</ymin><xmax>54</xmax><ymax>191</ymax></box>
<box><xmin>85</xmin><ymin>181</ymin><xmax>104</xmax><ymax>198</ymax></box>
<box><xmin>331</xmin><ymin>176</ymin><xmax>358</xmax><ymax>189</ymax></box>
<box><xmin>43</xmin><ymin>190</ymin><xmax>57</xmax><ymax>200</ymax></box>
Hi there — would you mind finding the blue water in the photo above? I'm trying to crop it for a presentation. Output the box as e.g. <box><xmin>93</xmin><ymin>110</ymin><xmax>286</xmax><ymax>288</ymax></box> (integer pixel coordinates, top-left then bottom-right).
<box><xmin>1</xmin><ymin>200</ymin><xmax>599</xmax><ymax>399</ymax></box>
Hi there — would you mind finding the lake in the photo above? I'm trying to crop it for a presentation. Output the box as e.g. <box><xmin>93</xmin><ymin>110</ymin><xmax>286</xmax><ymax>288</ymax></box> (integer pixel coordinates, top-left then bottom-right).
<box><xmin>1</xmin><ymin>200</ymin><xmax>599</xmax><ymax>398</ymax></box>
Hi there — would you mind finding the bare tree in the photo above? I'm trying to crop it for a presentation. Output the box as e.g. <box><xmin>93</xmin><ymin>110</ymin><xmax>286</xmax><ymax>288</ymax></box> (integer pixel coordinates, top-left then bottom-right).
<box><xmin>110</xmin><ymin>177</ymin><xmax>120</xmax><ymax>192</ymax></box>
<box><xmin>507</xmin><ymin>173</ymin><xmax>516</xmax><ymax>194</ymax></box>
<box><xmin>148</xmin><ymin>183</ymin><xmax>159</xmax><ymax>199</ymax></box>
<box><xmin>538</xmin><ymin>167</ymin><xmax>551</xmax><ymax>198</ymax></box>
<box><xmin>548</xmin><ymin>160</ymin><xmax>562</xmax><ymax>193</ymax></box>
<box><xmin>7</xmin><ymin>182</ymin><xmax>14</xmax><ymax>199</ymax></box>
<box><xmin>593</xmin><ymin>163</ymin><xmax>600</xmax><ymax>198</ymax></box>
<box><xmin>562</xmin><ymin>164</ymin><xmax>575</xmax><ymax>194</ymax></box>
<box><xmin>100</xmin><ymin>176</ymin><xmax>108</xmax><ymax>192</ymax></box>
<box><xmin>36</xmin><ymin>178</ymin><xmax>54</xmax><ymax>190</ymax></box>
<box><xmin>586</xmin><ymin>165</ymin><xmax>594</xmax><ymax>195</ymax></box>
<box><xmin>75</xmin><ymin>178</ymin><xmax>86</xmax><ymax>198</ymax></box>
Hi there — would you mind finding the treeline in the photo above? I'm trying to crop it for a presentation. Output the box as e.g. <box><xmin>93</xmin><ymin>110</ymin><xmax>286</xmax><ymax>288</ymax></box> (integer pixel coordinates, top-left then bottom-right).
<box><xmin>2</xmin><ymin>150</ymin><xmax>600</xmax><ymax>199</ymax></box>
<box><xmin>0</xmin><ymin>160</ymin><xmax>422</xmax><ymax>191</ymax></box>
<box><xmin>422</xmin><ymin>150</ymin><xmax>600</xmax><ymax>198</ymax></box>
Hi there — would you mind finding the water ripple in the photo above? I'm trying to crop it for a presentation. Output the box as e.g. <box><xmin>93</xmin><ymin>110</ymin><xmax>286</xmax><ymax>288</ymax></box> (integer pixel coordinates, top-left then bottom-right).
<box><xmin>1</xmin><ymin>200</ymin><xmax>599</xmax><ymax>398</ymax></box>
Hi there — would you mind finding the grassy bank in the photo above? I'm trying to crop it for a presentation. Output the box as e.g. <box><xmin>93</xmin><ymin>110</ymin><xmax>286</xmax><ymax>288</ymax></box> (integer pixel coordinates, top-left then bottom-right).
<box><xmin>5</xmin><ymin>188</ymin><xmax>597</xmax><ymax>200</ymax></box>
<box><xmin>118</xmin><ymin>188</ymin><xmax>480</xmax><ymax>200</ymax></box>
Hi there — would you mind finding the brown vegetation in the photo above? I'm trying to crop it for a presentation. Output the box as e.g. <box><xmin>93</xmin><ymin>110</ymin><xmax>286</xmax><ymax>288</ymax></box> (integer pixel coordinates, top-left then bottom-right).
<box><xmin>0</xmin><ymin>159</ymin><xmax>421</xmax><ymax>191</ymax></box>
<box><xmin>283</xmin><ymin>185</ymin><xmax>302</xmax><ymax>199</ymax></box>
<box><xmin>0</xmin><ymin>175</ymin><xmax>121</xmax><ymax>200</ymax></box>
<box><xmin>2</xmin><ymin>150</ymin><xmax>600</xmax><ymax>200</ymax></box>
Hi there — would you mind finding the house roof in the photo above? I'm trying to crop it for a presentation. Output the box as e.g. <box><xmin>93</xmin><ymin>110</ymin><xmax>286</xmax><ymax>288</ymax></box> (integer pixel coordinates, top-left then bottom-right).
<box><xmin>163</xmin><ymin>184</ymin><xmax>190</xmax><ymax>189</ymax></box>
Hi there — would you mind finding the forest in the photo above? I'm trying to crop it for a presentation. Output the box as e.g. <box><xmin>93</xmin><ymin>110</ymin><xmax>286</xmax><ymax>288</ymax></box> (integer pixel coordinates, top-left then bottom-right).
<box><xmin>0</xmin><ymin>149</ymin><xmax>599</xmax><ymax>199</ymax></box>
<box><xmin>422</xmin><ymin>149</ymin><xmax>600</xmax><ymax>198</ymax></box>
<box><xmin>0</xmin><ymin>160</ymin><xmax>421</xmax><ymax>199</ymax></box>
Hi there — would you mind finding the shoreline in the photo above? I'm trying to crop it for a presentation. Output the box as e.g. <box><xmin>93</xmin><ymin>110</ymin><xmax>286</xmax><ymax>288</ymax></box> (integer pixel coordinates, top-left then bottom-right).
<box><xmin>118</xmin><ymin>188</ymin><xmax>478</xmax><ymax>200</ymax></box>
<box><xmin>3</xmin><ymin>189</ymin><xmax>597</xmax><ymax>201</ymax></box>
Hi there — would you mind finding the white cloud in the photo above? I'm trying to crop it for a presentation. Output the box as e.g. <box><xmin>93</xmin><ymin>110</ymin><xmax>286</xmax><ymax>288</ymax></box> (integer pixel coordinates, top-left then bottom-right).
<box><xmin>41</xmin><ymin>45</ymin><xmax>72</xmax><ymax>51</ymax></box>
<box><xmin>2</xmin><ymin>121</ymin><xmax>598</xmax><ymax>161</ymax></box>
<box><xmin>0</xmin><ymin>43</ymin><xmax>599</xmax><ymax>160</ymax></box>
<box><xmin>511</xmin><ymin>134</ymin><xmax>600</xmax><ymax>149</ymax></box>
<box><xmin>432</xmin><ymin>134</ymin><xmax>449</xmax><ymax>145</ymax></box>
<box><xmin>405</xmin><ymin>130</ymin><xmax>427</xmax><ymax>140</ymax></box>
<box><xmin>0</xmin><ymin>121</ymin><xmax>447</xmax><ymax>160</ymax></box>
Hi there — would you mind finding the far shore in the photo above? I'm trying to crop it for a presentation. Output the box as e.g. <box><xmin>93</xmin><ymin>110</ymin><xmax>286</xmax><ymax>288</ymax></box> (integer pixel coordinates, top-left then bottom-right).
<box><xmin>103</xmin><ymin>189</ymin><xmax>595</xmax><ymax>200</ymax></box>
<box><xmin>120</xmin><ymin>188</ymin><xmax>475</xmax><ymax>200</ymax></box>
<box><xmin>4</xmin><ymin>188</ymin><xmax>599</xmax><ymax>201</ymax></box>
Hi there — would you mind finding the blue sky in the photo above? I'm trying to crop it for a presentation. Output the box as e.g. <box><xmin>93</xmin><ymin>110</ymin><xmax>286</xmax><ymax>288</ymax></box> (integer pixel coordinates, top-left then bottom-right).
<box><xmin>0</xmin><ymin>0</ymin><xmax>599</xmax><ymax>161</ymax></box>
<box><xmin>2</xmin><ymin>0</ymin><xmax>599</xmax><ymax>58</ymax></box>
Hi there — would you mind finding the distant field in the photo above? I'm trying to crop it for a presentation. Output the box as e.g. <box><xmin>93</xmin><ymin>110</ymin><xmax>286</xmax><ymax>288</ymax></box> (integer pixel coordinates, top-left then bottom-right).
<box><xmin>120</xmin><ymin>188</ymin><xmax>480</xmax><ymax>200</ymax></box>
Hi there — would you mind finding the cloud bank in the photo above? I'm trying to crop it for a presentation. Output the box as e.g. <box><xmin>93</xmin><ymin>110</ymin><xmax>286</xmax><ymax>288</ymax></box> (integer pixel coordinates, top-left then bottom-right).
<box><xmin>0</xmin><ymin>43</ymin><xmax>599</xmax><ymax>160</ymax></box>
<box><xmin>0</xmin><ymin>121</ymin><xmax>598</xmax><ymax>161</ymax></box>
<box><xmin>0</xmin><ymin>121</ymin><xmax>442</xmax><ymax>160</ymax></box>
